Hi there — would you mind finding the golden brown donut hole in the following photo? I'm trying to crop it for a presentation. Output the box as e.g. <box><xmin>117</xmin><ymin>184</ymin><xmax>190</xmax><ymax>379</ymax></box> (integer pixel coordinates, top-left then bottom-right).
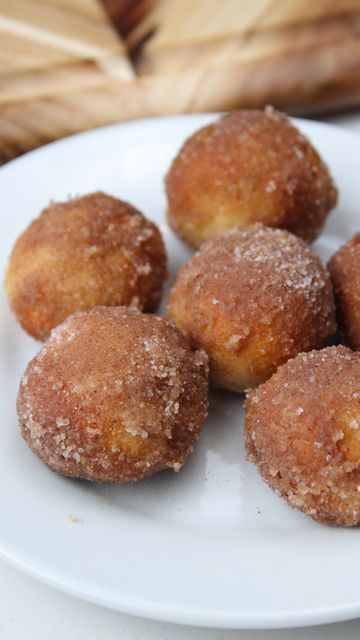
<box><xmin>245</xmin><ymin>346</ymin><xmax>360</xmax><ymax>527</ymax></box>
<box><xmin>17</xmin><ymin>307</ymin><xmax>209</xmax><ymax>483</ymax></box>
<box><xmin>5</xmin><ymin>192</ymin><xmax>167</xmax><ymax>340</ymax></box>
<box><xmin>328</xmin><ymin>233</ymin><xmax>360</xmax><ymax>350</ymax></box>
<box><xmin>166</xmin><ymin>108</ymin><xmax>337</xmax><ymax>249</ymax></box>
<box><xmin>168</xmin><ymin>224</ymin><xmax>336</xmax><ymax>393</ymax></box>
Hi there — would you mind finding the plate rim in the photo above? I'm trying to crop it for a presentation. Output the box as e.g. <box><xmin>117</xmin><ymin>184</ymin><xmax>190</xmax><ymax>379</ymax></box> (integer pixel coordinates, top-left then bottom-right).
<box><xmin>1</xmin><ymin>111</ymin><xmax>360</xmax><ymax>177</ymax></box>
<box><xmin>2</xmin><ymin>539</ymin><xmax>360</xmax><ymax>630</ymax></box>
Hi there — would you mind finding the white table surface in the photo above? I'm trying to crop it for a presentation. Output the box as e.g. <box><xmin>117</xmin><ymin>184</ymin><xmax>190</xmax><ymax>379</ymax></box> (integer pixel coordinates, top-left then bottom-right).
<box><xmin>1</xmin><ymin>110</ymin><xmax>360</xmax><ymax>640</ymax></box>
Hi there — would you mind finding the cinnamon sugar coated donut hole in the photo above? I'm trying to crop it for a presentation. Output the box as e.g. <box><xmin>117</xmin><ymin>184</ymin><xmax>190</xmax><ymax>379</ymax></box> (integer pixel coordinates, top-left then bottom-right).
<box><xmin>168</xmin><ymin>225</ymin><xmax>336</xmax><ymax>393</ymax></box>
<box><xmin>245</xmin><ymin>346</ymin><xmax>360</xmax><ymax>526</ymax></box>
<box><xmin>5</xmin><ymin>192</ymin><xmax>167</xmax><ymax>340</ymax></box>
<box><xmin>328</xmin><ymin>234</ymin><xmax>360</xmax><ymax>349</ymax></box>
<box><xmin>166</xmin><ymin>108</ymin><xmax>337</xmax><ymax>248</ymax></box>
<box><xmin>17</xmin><ymin>307</ymin><xmax>209</xmax><ymax>483</ymax></box>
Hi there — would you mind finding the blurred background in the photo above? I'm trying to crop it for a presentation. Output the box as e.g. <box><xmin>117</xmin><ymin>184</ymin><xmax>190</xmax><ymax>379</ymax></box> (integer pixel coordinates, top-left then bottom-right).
<box><xmin>0</xmin><ymin>0</ymin><xmax>359</xmax><ymax>164</ymax></box>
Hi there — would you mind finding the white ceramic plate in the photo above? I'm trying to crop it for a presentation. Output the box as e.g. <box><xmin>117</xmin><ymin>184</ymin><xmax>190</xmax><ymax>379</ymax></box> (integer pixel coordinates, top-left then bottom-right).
<box><xmin>0</xmin><ymin>115</ymin><xmax>359</xmax><ymax>630</ymax></box>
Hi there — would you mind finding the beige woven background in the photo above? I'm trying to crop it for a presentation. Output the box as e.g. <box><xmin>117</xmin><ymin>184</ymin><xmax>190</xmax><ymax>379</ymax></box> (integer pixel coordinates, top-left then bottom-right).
<box><xmin>0</xmin><ymin>0</ymin><xmax>359</xmax><ymax>163</ymax></box>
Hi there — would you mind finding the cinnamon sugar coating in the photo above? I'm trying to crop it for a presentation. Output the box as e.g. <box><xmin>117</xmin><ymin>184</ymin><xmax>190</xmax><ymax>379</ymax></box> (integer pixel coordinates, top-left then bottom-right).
<box><xmin>166</xmin><ymin>108</ymin><xmax>337</xmax><ymax>249</ymax></box>
<box><xmin>328</xmin><ymin>233</ymin><xmax>360</xmax><ymax>349</ymax></box>
<box><xmin>245</xmin><ymin>346</ymin><xmax>360</xmax><ymax>526</ymax></box>
<box><xmin>5</xmin><ymin>192</ymin><xmax>167</xmax><ymax>340</ymax></box>
<box><xmin>168</xmin><ymin>225</ymin><xmax>336</xmax><ymax>392</ymax></box>
<box><xmin>17</xmin><ymin>307</ymin><xmax>209</xmax><ymax>483</ymax></box>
